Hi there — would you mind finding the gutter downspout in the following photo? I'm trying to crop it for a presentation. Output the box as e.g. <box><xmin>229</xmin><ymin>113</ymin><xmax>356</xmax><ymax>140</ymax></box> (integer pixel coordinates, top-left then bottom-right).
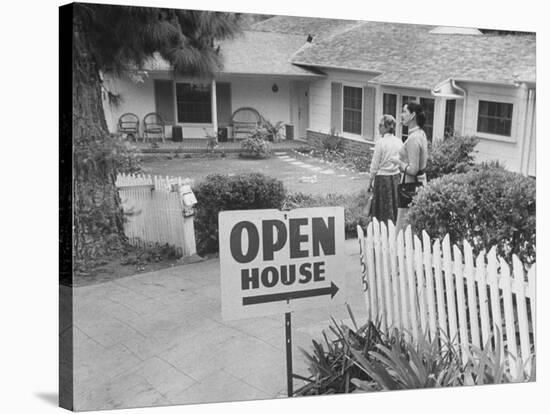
<box><xmin>520</xmin><ymin>87</ymin><xmax>535</xmax><ymax>175</ymax></box>
<box><xmin>451</xmin><ymin>80</ymin><xmax>467</xmax><ymax>135</ymax></box>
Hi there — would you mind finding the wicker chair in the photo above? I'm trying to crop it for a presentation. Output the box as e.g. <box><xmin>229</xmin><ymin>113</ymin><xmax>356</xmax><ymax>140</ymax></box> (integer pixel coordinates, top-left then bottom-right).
<box><xmin>117</xmin><ymin>113</ymin><xmax>139</xmax><ymax>140</ymax></box>
<box><xmin>230</xmin><ymin>107</ymin><xmax>262</xmax><ymax>140</ymax></box>
<box><xmin>143</xmin><ymin>112</ymin><xmax>166</xmax><ymax>142</ymax></box>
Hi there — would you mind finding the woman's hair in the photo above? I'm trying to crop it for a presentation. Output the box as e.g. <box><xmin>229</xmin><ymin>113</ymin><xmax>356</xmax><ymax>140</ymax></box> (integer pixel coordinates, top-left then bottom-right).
<box><xmin>380</xmin><ymin>114</ymin><xmax>396</xmax><ymax>135</ymax></box>
<box><xmin>405</xmin><ymin>102</ymin><xmax>426</xmax><ymax>128</ymax></box>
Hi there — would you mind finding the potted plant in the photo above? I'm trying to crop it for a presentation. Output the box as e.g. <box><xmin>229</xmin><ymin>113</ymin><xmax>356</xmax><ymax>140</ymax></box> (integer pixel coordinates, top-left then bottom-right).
<box><xmin>260</xmin><ymin>119</ymin><xmax>285</xmax><ymax>142</ymax></box>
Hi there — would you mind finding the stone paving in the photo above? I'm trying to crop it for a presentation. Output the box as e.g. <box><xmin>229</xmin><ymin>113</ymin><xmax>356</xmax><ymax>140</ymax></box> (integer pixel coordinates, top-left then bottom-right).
<box><xmin>72</xmin><ymin>239</ymin><xmax>367</xmax><ymax>411</ymax></box>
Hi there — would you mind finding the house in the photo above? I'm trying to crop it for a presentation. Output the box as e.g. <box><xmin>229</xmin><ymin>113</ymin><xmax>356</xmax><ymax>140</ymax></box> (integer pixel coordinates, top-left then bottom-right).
<box><xmin>102</xmin><ymin>29</ymin><xmax>324</xmax><ymax>141</ymax></box>
<box><xmin>102</xmin><ymin>15</ymin><xmax>536</xmax><ymax>176</ymax></box>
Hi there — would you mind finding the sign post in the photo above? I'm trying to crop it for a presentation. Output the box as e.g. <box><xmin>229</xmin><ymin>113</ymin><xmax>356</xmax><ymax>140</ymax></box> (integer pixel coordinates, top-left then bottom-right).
<box><xmin>219</xmin><ymin>207</ymin><xmax>346</xmax><ymax>396</ymax></box>
<box><xmin>285</xmin><ymin>312</ymin><xmax>293</xmax><ymax>397</ymax></box>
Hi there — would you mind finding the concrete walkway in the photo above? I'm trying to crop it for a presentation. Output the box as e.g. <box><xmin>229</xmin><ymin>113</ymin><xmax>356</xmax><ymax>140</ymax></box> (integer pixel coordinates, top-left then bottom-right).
<box><xmin>72</xmin><ymin>239</ymin><xmax>367</xmax><ymax>411</ymax></box>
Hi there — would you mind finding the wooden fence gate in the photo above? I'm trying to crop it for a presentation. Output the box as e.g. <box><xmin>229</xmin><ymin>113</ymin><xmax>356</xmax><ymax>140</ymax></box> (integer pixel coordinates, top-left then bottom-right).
<box><xmin>115</xmin><ymin>173</ymin><xmax>197</xmax><ymax>258</ymax></box>
<box><xmin>357</xmin><ymin>218</ymin><xmax>535</xmax><ymax>375</ymax></box>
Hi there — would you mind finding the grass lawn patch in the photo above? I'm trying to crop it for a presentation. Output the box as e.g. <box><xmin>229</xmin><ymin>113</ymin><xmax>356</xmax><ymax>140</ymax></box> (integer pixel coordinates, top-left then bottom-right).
<box><xmin>141</xmin><ymin>153</ymin><xmax>370</xmax><ymax>196</ymax></box>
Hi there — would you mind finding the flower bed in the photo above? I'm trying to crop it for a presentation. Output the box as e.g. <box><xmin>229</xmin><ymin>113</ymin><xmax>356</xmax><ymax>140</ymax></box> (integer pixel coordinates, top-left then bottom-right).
<box><xmin>293</xmin><ymin>147</ymin><xmax>372</xmax><ymax>173</ymax></box>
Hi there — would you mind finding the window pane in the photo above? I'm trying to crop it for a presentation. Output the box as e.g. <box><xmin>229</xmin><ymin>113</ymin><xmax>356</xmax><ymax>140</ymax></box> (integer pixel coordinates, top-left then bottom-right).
<box><xmin>383</xmin><ymin>93</ymin><xmax>397</xmax><ymax>117</ymax></box>
<box><xmin>401</xmin><ymin>95</ymin><xmax>416</xmax><ymax>141</ymax></box>
<box><xmin>420</xmin><ymin>97</ymin><xmax>435</xmax><ymax>142</ymax></box>
<box><xmin>477</xmin><ymin>100</ymin><xmax>513</xmax><ymax>136</ymax></box>
<box><xmin>176</xmin><ymin>83</ymin><xmax>212</xmax><ymax>123</ymax></box>
<box><xmin>445</xmin><ymin>99</ymin><xmax>456</xmax><ymax>136</ymax></box>
<box><xmin>343</xmin><ymin>86</ymin><xmax>362</xmax><ymax>134</ymax></box>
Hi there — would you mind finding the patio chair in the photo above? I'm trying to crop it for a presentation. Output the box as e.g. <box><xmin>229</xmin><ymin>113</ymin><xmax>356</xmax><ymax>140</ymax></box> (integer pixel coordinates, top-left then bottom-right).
<box><xmin>143</xmin><ymin>112</ymin><xmax>166</xmax><ymax>143</ymax></box>
<box><xmin>230</xmin><ymin>107</ymin><xmax>262</xmax><ymax>140</ymax></box>
<box><xmin>117</xmin><ymin>113</ymin><xmax>139</xmax><ymax>140</ymax></box>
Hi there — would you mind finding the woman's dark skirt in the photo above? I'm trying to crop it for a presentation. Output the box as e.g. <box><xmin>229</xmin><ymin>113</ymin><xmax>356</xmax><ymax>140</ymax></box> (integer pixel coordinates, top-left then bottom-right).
<box><xmin>371</xmin><ymin>173</ymin><xmax>400</xmax><ymax>224</ymax></box>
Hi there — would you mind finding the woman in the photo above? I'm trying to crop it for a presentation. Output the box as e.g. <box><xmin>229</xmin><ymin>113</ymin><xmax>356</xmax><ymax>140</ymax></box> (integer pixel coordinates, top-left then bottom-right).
<box><xmin>368</xmin><ymin>115</ymin><xmax>403</xmax><ymax>224</ymax></box>
<box><xmin>390</xmin><ymin>102</ymin><xmax>428</xmax><ymax>233</ymax></box>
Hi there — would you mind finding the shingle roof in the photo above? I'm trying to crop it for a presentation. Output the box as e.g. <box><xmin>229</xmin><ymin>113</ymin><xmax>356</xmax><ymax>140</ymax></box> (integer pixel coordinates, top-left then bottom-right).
<box><xmin>252</xmin><ymin>15</ymin><xmax>360</xmax><ymax>41</ymax></box>
<box><xmin>217</xmin><ymin>31</ymin><xmax>322</xmax><ymax>76</ymax></box>
<box><xmin>289</xmin><ymin>20</ymin><xmax>536</xmax><ymax>88</ymax></box>
<box><xmin>143</xmin><ymin>31</ymin><xmax>322</xmax><ymax>77</ymax></box>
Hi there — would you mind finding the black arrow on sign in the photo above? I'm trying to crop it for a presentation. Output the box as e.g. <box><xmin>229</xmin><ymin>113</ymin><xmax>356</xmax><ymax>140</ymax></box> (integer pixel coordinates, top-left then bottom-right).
<box><xmin>242</xmin><ymin>282</ymin><xmax>339</xmax><ymax>306</ymax></box>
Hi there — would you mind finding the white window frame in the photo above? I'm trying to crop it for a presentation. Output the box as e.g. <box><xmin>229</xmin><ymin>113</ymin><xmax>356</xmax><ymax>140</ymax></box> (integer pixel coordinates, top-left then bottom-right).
<box><xmin>341</xmin><ymin>83</ymin><xmax>364</xmax><ymax>139</ymax></box>
<box><xmin>174</xmin><ymin>81</ymin><xmax>213</xmax><ymax>126</ymax></box>
<box><xmin>379</xmin><ymin>88</ymin><xmax>438</xmax><ymax>139</ymax></box>
<box><xmin>474</xmin><ymin>96</ymin><xmax>517</xmax><ymax>143</ymax></box>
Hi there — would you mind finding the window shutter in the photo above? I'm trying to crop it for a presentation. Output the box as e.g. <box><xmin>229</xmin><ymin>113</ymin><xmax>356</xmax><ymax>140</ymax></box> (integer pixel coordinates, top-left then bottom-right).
<box><xmin>363</xmin><ymin>86</ymin><xmax>376</xmax><ymax>140</ymax></box>
<box><xmin>216</xmin><ymin>82</ymin><xmax>232</xmax><ymax>127</ymax></box>
<box><xmin>154</xmin><ymin>80</ymin><xmax>175</xmax><ymax>124</ymax></box>
<box><xmin>330</xmin><ymin>82</ymin><xmax>342</xmax><ymax>133</ymax></box>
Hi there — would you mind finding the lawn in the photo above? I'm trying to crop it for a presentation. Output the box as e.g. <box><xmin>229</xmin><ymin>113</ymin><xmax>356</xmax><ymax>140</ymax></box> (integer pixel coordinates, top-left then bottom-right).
<box><xmin>140</xmin><ymin>152</ymin><xmax>370</xmax><ymax>196</ymax></box>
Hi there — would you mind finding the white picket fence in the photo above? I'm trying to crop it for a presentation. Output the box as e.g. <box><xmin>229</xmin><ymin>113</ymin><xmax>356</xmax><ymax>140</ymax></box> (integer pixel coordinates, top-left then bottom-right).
<box><xmin>357</xmin><ymin>218</ymin><xmax>536</xmax><ymax>375</ymax></box>
<box><xmin>115</xmin><ymin>173</ymin><xmax>196</xmax><ymax>257</ymax></box>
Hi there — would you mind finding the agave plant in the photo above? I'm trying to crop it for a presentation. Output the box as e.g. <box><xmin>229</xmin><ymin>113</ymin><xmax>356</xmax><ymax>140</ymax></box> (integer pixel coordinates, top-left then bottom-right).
<box><xmin>462</xmin><ymin>329</ymin><xmax>536</xmax><ymax>385</ymax></box>
<box><xmin>349</xmin><ymin>329</ymin><xmax>462</xmax><ymax>391</ymax></box>
<box><xmin>293</xmin><ymin>305</ymin><xmax>386</xmax><ymax>395</ymax></box>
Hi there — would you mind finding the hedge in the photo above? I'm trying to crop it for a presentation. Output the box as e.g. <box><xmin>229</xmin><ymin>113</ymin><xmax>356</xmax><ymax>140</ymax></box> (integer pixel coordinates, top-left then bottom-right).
<box><xmin>425</xmin><ymin>135</ymin><xmax>479</xmax><ymax>180</ymax></box>
<box><xmin>408</xmin><ymin>166</ymin><xmax>536</xmax><ymax>265</ymax></box>
<box><xmin>193</xmin><ymin>173</ymin><xmax>286</xmax><ymax>255</ymax></box>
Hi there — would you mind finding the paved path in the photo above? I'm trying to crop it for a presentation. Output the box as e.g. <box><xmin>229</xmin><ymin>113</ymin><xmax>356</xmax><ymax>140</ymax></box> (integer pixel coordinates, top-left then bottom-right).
<box><xmin>71</xmin><ymin>238</ymin><xmax>367</xmax><ymax>411</ymax></box>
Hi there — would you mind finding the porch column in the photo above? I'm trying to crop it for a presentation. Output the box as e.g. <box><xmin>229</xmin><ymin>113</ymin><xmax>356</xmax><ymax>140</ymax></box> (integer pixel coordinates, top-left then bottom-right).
<box><xmin>433</xmin><ymin>97</ymin><xmax>446</xmax><ymax>142</ymax></box>
<box><xmin>211</xmin><ymin>78</ymin><xmax>218</xmax><ymax>141</ymax></box>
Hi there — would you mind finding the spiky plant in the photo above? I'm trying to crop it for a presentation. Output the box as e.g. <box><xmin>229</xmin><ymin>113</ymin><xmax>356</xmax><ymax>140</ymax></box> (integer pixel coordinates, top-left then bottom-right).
<box><xmin>349</xmin><ymin>329</ymin><xmax>462</xmax><ymax>391</ymax></box>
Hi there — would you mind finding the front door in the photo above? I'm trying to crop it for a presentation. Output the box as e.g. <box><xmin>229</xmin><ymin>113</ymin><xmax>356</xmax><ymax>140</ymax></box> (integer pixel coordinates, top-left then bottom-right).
<box><xmin>292</xmin><ymin>82</ymin><xmax>309</xmax><ymax>140</ymax></box>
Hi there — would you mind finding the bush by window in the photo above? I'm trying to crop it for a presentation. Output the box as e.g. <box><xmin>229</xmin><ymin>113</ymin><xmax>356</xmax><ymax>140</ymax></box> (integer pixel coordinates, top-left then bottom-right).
<box><xmin>408</xmin><ymin>165</ymin><xmax>536</xmax><ymax>265</ymax></box>
<box><xmin>425</xmin><ymin>135</ymin><xmax>479</xmax><ymax>180</ymax></box>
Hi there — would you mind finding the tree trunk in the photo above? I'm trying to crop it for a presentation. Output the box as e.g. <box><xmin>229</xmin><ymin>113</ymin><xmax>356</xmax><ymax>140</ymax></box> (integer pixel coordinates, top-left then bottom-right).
<box><xmin>72</xmin><ymin>13</ymin><xmax>127</xmax><ymax>271</ymax></box>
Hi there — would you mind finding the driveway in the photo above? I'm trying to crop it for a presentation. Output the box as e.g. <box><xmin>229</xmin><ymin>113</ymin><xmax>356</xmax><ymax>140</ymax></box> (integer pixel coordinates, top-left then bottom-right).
<box><xmin>141</xmin><ymin>151</ymin><xmax>369</xmax><ymax>196</ymax></box>
<box><xmin>70</xmin><ymin>238</ymin><xmax>368</xmax><ymax>411</ymax></box>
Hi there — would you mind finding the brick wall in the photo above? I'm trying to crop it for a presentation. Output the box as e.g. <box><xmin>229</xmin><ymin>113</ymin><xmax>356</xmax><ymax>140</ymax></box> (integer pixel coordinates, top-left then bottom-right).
<box><xmin>306</xmin><ymin>130</ymin><xmax>374</xmax><ymax>155</ymax></box>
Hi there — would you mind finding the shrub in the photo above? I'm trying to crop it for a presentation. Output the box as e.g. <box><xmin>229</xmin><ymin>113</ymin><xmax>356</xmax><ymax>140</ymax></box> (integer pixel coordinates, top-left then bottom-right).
<box><xmin>240</xmin><ymin>137</ymin><xmax>272</xmax><ymax>159</ymax></box>
<box><xmin>409</xmin><ymin>166</ymin><xmax>536</xmax><ymax>264</ymax></box>
<box><xmin>322</xmin><ymin>128</ymin><xmax>344</xmax><ymax>152</ymax></box>
<box><xmin>194</xmin><ymin>173</ymin><xmax>286</xmax><ymax>255</ymax></box>
<box><xmin>283</xmin><ymin>190</ymin><xmax>371</xmax><ymax>237</ymax></box>
<box><xmin>425</xmin><ymin>135</ymin><xmax>479</xmax><ymax>180</ymax></box>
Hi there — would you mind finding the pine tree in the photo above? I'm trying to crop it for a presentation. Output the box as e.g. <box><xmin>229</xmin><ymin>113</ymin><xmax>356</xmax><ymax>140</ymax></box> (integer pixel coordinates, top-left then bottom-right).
<box><xmin>68</xmin><ymin>3</ymin><xmax>242</xmax><ymax>274</ymax></box>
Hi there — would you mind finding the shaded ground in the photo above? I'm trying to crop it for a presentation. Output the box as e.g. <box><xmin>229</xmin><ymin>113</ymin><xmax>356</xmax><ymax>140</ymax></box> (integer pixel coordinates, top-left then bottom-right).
<box><xmin>74</xmin><ymin>257</ymin><xmax>182</xmax><ymax>287</ymax></box>
<box><xmin>70</xmin><ymin>239</ymin><xmax>367</xmax><ymax>411</ymax></box>
<box><xmin>140</xmin><ymin>152</ymin><xmax>370</xmax><ymax>196</ymax></box>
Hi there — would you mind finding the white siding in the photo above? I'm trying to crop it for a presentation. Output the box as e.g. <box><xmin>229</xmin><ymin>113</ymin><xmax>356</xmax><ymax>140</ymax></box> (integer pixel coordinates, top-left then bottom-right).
<box><xmin>222</xmin><ymin>76</ymin><xmax>292</xmax><ymax>124</ymax></box>
<box><xmin>308</xmin><ymin>69</ymin><xmax>378</xmax><ymax>138</ymax></box>
<box><xmin>460</xmin><ymin>83</ymin><xmax>529</xmax><ymax>173</ymax></box>
<box><xmin>103</xmin><ymin>73</ymin><xmax>296</xmax><ymax>138</ymax></box>
<box><xmin>102</xmin><ymin>73</ymin><xmax>158</xmax><ymax>136</ymax></box>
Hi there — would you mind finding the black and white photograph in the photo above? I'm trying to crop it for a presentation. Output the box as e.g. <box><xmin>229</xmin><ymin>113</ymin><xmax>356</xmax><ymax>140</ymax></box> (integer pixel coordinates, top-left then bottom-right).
<box><xmin>4</xmin><ymin>0</ymin><xmax>544</xmax><ymax>413</ymax></box>
<box><xmin>57</xmin><ymin>1</ymin><xmax>539</xmax><ymax>411</ymax></box>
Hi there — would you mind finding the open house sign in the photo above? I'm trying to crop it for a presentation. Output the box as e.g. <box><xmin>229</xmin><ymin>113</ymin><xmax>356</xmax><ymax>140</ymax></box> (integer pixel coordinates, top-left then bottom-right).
<box><xmin>219</xmin><ymin>207</ymin><xmax>346</xmax><ymax>320</ymax></box>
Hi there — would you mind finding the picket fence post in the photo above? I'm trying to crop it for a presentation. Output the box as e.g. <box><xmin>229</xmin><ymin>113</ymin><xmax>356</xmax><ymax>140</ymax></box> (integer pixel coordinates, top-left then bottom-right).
<box><xmin>357</xmin><ymin>221</ymin><xmax>535</xmax><ymax>378</ymax></box>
